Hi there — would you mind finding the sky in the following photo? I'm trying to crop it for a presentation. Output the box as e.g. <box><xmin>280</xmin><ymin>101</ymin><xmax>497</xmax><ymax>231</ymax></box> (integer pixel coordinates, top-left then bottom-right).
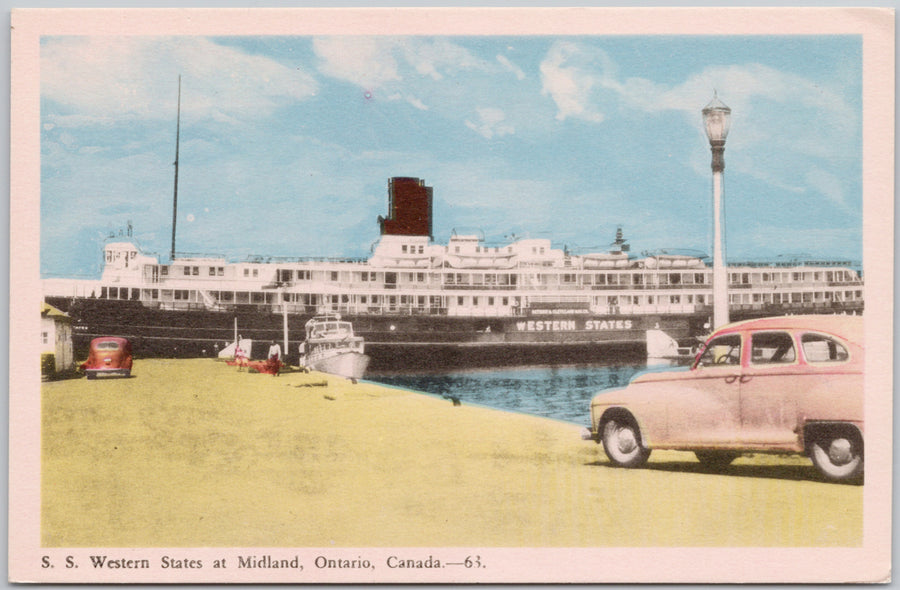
<box><xmin>40</xmin><ymin>34</ymin><xmax>862</xmax><ymax>278</ymax></box>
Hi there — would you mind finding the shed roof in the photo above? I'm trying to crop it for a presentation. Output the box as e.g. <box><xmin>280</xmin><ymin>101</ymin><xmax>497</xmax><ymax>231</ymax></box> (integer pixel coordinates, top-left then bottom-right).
<box><xmin>41</xmin><ymin>302</ymin><xmax>71</xmax><ymax>321</ymax></box>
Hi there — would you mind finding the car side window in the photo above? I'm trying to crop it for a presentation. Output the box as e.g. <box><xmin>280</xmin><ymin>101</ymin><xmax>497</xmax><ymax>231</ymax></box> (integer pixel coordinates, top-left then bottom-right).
<box><xmin>697</xmin><ymin>334</ymin><xmax>742</xmax><ymax>367</ymax></box>
<box><xmin>750</xmin><ymin>331</ymin><xmax>796</xmax><ymax>364</ymax></box>
<box><xmin>801</xmin><ymin>333</ymin><xmax>850</xmax><ymax>363</ymax></box>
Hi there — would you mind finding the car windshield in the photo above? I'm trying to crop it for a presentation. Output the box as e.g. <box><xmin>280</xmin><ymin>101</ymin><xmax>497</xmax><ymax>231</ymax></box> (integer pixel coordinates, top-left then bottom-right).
<box><xmin>694</xmin><ymin>334</ymin><xmax>741</xmax><ymax>367</ymax></box>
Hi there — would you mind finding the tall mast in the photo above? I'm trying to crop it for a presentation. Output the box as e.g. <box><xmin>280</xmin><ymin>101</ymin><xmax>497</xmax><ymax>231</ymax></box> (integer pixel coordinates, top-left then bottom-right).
<box><xmin>170</xmin><ymin>75</ymin><xmax>182</xmax><ymax>262</ymax></box>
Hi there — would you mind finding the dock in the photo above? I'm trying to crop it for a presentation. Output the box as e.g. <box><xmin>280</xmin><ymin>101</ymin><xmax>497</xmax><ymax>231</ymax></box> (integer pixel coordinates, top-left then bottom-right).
<box><xmin>42</xmin><ymin>359</ymin><xmax>861</xmax><ymax>547</ymax></box>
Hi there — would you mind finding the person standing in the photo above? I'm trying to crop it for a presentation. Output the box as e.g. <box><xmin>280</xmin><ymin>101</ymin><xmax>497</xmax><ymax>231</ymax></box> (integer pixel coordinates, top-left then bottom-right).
<box><xmin>267</xmin><ymin>339</ymin><xmax>282</xmax><ymax>376</ymax></box>
<box><xmin>234</xmin><ymin>335</ymin><xmax>248</xmax><ymax>371</ymax></box>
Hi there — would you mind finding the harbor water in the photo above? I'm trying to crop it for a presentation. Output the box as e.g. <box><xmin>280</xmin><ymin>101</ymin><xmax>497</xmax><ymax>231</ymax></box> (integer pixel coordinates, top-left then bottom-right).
<box><xmin>368</xmin><ymin>362</ymin><xmax>673</xmax><ymax>425</ymax></box>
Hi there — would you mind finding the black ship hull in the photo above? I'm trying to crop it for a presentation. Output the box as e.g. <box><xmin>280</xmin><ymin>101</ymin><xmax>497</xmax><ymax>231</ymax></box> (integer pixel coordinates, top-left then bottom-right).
<box><xmin>45</xmin><ymin>296</ymin><xmax>860</xmax><ymax>372</ymax></box>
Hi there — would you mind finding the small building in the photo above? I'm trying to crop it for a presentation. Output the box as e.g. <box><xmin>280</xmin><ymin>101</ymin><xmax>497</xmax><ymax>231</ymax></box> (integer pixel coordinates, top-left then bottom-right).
<box><xmin>41</xmin><ymin>302</ymin><xmax>75</xmax><ymax>376</ymax></box>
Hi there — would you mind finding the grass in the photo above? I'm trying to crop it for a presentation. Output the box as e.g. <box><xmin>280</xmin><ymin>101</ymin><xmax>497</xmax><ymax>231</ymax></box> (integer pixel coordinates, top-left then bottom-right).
<box><xmin>42</xmin><ymin>359</ymin><xmax>862</xmax><ymax>547</ymax></box>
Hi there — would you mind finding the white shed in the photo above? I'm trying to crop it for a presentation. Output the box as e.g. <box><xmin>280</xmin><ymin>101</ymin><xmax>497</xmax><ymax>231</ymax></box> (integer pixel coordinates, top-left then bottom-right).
<box><xmin>41</xmin><ymin>302</ymin><xmax>75</xmax><ymax>375</ymax></box>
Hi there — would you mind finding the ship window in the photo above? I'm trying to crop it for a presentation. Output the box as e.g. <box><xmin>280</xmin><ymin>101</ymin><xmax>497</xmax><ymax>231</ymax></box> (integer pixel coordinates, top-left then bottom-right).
<box><xmin>540</xmin><ymin>247</ymin><xmax>545</xmax><ymax>254</ymax></box>
<box><xmin>209</xmin><ymin>267</ymin><xmax>216</xmax><ymax>276</ymax></box>
<box><xmin>244</xmin><ymin>269</ymin><xmax>249</xmax><ymax>277</ymax></box>
<box><xmin>41</xmin><ymin>331</ymin><xmax>48</xmax><ymax>345</ymax></box>
<box><xmin>670</xmin><ymin>273</ymin><xmax>681</xmax><ymax>285</ymax></box>
<box><xmin>418</xmin><ymin>246</ymin><xmax>424</xmax><ymax>254</ymax></box>
<box><xmin>183</xmin><ymin>266</ymin><xmax>191</xmax><ymax>276</ymax></box>
<box><xmin>488</xmin><ymin>297</ymin><xmax>495</xmax><ymax>306</ymax></box>
<box><xmin>502</xmin><ymin>297</ymin><xmax>509</xmax><ymax>306</ymax></box>
<box><xmin>174</xmin><ymin>289</ymin><xmax>189</xmax><ymax>300</ymax></box>
<box><xmin>331</xmin><ymin>271</ymin><xmax>338</xmax><ymax>281</ymax></box>
<box><xmin>671</xmin><ymin>294</ymin><xmax>680</xmax><ymax>304</ymax></box>
<box><xmin>253</xmin><ymin>269</ymin><xmax>259</xmax><ymax>278</ymax></box>
<box><xmin>473</xmin><ymin>297</ymin><xmax>479</xmax><ymax>305</ymax></box>
<box><xmin>417</xmin><ymin>273</ymin><xmax>424</xmax><ymax>282</ymax></box>
<box><xmin>402</xmin><ymin>245</ymin><xmax>408</xmax><ymax>253</ymax></box>
<box><xmin>218</xmin><ymin>267</ymin><xmax>224</xmax><ymax>276</ymax></box>
<box><xmin>361</xmin><ymin>272</ymin><xmax>368</xmax><ymax>282</ymax></box>
<box><xmin>457</xmin><ymin>296</ymin><xmax>464</xmax><ymax>306</ymax></box>
<box><xmin>160</xmin><ymin>266</ymin><xmax>168</xmax><ymax>276</ymax></box>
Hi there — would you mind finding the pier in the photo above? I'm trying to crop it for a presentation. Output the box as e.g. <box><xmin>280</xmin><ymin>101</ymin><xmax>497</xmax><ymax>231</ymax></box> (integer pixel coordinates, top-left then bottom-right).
<box><xmin>42</xmin><ymin>359</ymin><xmax>861</xmax><ymax>547</ymax></box>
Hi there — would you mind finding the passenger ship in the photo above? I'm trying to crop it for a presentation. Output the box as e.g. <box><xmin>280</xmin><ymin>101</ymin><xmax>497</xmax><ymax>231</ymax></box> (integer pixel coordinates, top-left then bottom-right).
<box><xmin>43</xmin><ymin>177</ymin><xmax>864</xmax><ymax>371</ymax></box>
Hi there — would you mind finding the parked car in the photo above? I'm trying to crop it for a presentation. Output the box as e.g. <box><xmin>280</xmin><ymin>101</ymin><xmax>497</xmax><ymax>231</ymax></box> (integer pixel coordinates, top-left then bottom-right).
<box><xmin>81</xmin><ymin>336</ymin><xmax>133</xmax><ymax>379</ymax></box>
<box><xmin>584</xmin><ymin>315</ymin><xmax>863</xmax><ymax>481</ymax></box>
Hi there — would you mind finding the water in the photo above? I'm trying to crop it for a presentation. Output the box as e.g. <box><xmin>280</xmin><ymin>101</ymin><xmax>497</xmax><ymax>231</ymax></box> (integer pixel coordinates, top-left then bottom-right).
<box><xmin>368</xmin><ymin>363</ymin><xmax>655</xmax><ymax>425</ymax></box>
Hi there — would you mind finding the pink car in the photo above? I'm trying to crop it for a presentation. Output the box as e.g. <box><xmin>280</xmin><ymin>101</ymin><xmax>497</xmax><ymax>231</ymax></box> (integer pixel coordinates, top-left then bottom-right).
<box><xmin>585</xmin><ymin>315</ymin><xmax>863</xmax><ymax>481</ymax></box>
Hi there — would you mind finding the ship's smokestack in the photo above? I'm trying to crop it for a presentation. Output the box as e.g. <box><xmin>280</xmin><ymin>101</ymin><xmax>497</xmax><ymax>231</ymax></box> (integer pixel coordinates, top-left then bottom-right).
<box><xmin>378</xmin><ymin>177</ymin><xmax>433</xmax><ymax>239</ymax></box>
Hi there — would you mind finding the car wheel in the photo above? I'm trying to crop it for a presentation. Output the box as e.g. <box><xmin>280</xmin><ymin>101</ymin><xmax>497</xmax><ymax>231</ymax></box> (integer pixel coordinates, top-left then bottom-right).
<box><xmin>601</xmin><ymin>417</ymin><xmax>651</xmax><ymax>468</ymax></box>
<box><xmin>694</xmin><ymin>450</ymin><xmax>740</xmax><ymax>469</ymax></box>
<box><xmin>809</xmin><ymin>432</ymin><xmax>863</xmax><ymax>481</ymax></box>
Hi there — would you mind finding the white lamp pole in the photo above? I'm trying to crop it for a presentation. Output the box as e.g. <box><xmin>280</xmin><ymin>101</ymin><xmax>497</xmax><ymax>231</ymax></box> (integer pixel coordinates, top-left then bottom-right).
<box><xmin>703</xmin><ymin>92</ymin><xmax>732</xmax><ymax>329</ymax></box>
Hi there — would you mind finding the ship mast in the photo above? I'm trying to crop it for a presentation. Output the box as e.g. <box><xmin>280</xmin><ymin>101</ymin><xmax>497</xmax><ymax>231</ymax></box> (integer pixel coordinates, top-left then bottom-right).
<box><xmin>170</xmin><ymin>75</ymin><xmax>182</xmax><ymax>262</ymax></box>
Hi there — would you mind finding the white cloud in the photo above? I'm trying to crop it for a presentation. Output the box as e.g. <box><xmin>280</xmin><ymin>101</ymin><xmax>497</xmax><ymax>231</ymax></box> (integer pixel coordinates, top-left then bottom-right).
<box><xmin>496</xmin><ymin>54</ymin><xmax>526</xmax><ymax>80</ymax></box>
<box><xmin>41</xmin><ymin>37</ymin><xmax>318</xmax><ymax>125</ymax></box>
<box><xmin>313</xmin><ymin>37</ymin><xmax>490</xmax><ymax>115</ymax></box>
<box><xmin>539</xmin><ymin>42</ymin><xmax>604</xmax><ymax>123</ymax></box>
<box><xmin>406</xmin><ymin>96</ymin><xmax>429</xmax><ymax>111</ymax></box>
<box><xmin>401</xmin><ymin>38</ymin><xmax>485</xmax><ymax>80</ymax></box>
<box><xmin>804</xmin><ymin>168</ymin><xmax>846</xmax><ymax>207</ymax></box>
<box><xmin>313</xmin><ymin>37</ymin><xmax>401</xmax><ymax>89</ymax></box>
<box><xmin>465</xmin><ymin>107</ymin><xmax>515</xmax><ymax>139</ymax></box>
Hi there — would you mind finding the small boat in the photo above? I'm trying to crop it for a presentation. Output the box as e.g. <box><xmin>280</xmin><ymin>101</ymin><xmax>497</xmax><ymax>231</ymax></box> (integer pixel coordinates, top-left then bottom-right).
<box><xmin>299</xmin><ymin>314</ymin><xmax>370</xmax><ymax>380</ymax></box>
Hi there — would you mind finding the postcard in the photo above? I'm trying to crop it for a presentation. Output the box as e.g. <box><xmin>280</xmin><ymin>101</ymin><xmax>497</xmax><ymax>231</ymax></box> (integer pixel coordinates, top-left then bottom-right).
<box><xmin>10</xmin><ymin>6</ymin><xmax>894</xmax><ymax>584</ymax></box>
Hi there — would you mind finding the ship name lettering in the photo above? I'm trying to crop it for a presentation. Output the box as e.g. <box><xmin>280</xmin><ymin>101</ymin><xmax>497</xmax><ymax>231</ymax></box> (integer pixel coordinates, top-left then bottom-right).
<box><xmin>583</xmin><ymin>319</ymin><xmax>633</xmax><ymax>330</ymax></box>
<box><xmin>88</xmin><ymin>555</ymin><xmax>151</xmax><ymax>569</ymax></box>
<box><xmin>516</xmin><ymin>320</ymin><xmax>577</xmax><ymax>332</ymax></box>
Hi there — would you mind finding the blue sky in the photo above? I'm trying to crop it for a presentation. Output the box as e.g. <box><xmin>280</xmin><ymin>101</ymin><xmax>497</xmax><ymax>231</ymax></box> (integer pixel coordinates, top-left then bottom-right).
<box><xmin>40</xmin><ymin>34</ymin><xmax>862</xmax><ymax>278</ymax></box>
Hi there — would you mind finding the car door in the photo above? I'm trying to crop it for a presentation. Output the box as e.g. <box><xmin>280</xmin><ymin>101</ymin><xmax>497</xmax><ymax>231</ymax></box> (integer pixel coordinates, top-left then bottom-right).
<box><xmin>663</xmin><ymin>333</ymin><xmax>743</xmax><ymax>446</ymax></box>
<box><xmin>738</xmin><ymin>330</ymin><xmax>804</xmax><ymax>446</ymax></box>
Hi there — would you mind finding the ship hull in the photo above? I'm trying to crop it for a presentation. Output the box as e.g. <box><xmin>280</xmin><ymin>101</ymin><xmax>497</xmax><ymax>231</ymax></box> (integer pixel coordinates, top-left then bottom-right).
<box><xmin>44</xmin><ymin>296</ymin><xmax>861</xmax><ymax>372</ymax></box>
<box><xmin>304</xmin><ymin>351</ymin><xmax>370</xmax><ymax>380</ymax></box>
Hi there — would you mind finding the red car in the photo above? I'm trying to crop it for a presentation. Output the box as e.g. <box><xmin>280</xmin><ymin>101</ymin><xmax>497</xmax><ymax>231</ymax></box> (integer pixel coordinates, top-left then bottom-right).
<box><xmin>82</xmin><ymin>337</ymin><xmax>133</xmax><ymax>379</ymax></box>
<box><xmin>585</xmin><ymin>315</ymin><xmax>863</xmax><ymax>481</ymax></box>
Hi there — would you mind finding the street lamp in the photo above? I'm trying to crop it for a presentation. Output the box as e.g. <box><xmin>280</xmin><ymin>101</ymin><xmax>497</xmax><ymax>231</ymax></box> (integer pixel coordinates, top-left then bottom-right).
<box><xmin>703</xmin><ymin>92</ymin><xmax>731</xmax><ymax>329</ymax></box>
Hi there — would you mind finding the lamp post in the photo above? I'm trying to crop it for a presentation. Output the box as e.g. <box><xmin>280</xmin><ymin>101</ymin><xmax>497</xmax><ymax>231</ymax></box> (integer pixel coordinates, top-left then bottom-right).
<box><xmin>703</xmin><ymin>92</ymin><xmax>732</xmax><ymax>329</ymax></box>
